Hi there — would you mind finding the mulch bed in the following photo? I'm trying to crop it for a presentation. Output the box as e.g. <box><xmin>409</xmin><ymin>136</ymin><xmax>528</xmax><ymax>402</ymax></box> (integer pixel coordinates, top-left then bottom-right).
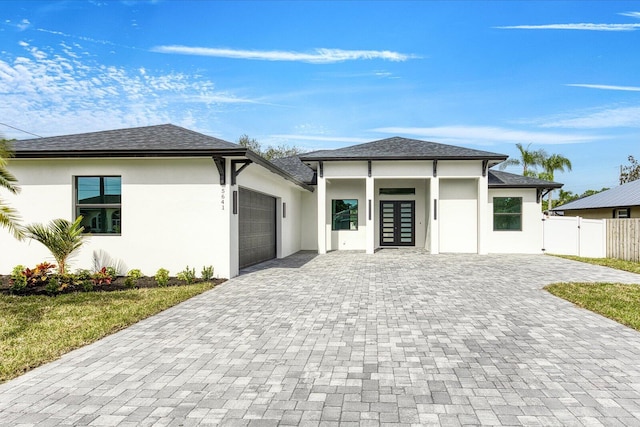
<box><xmin>0</xmin><ymin>275</ymin><xmax>226</xmax><ymax>296</ymax></box>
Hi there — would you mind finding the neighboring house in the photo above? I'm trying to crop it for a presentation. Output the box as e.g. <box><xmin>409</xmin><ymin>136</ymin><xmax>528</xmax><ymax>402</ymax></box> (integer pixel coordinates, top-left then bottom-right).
<box><xmin>1</xmin><ymin>124</ymin><xmax>561</xmax><ymax>278</ymax></box>
<box><xmin>552</xmin><ymin>179</ymin><xmax>640</xmax><ymax>219</ymax></box>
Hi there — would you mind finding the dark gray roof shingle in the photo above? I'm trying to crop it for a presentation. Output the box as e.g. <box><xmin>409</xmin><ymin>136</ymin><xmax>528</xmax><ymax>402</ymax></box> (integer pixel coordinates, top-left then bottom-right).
<box><xmin>299</xmin><ymin>136</ymin><xmax>507</xmax><ymax>161</ymax></box>
<box><xmin>270</xmin><ymin>156</ymin><xmax>315</xmax><ymax>184</ymax></box>
<box><xmin>488</xmin><ymin>170</ymin><xmax>562</xmax><ymax>189</ymax></box>
<box><xmin>13</xmin><ymin>124</ymin><xmax>239</xmax><ymax>153</ymax></box>
<box><xmin>552</xmin><ymin>179</ymin><xmax>640</xmax><ymax>211</ymax></box>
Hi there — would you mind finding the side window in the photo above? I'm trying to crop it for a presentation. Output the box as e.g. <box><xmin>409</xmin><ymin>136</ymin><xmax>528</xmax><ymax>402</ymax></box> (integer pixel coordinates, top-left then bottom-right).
<box><xmin>332</xmin><ymin>199</ymin><xmax>358</xmax><ymax>230</ymax></box>
<box><xmin>493</xmin><ymin>197</ymin><xmax>522</xmax><ymax>231</ymax></box>
<box><xmin>75</xmin><ymin>176</ymin><xmax>122</xmax><ymax>234</ymax></box>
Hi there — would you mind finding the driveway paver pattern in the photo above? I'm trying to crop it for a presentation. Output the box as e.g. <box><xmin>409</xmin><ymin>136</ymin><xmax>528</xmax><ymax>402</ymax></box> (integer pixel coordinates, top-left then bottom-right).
<box><xmin>2</xmin><ymin>251</ymin><xmax>640</xmax><ymax>426</ymax></box>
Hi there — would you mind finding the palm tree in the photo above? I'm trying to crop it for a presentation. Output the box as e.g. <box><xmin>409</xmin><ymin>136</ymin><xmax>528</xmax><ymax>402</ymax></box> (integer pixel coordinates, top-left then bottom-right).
<box><xmin>499</xmin><ymin>143</ymin><xmax>547</xmax><ymax>177</ymax></box>
<box><xmin>0</xmin><ymin>138</ymin><xmax>23</xmax><ymax>240</ymax></box>
<box><xmin>25</xmin><ymin>216</ymin><xmax>88</xmax><ymax>274</ymax></box>
<box><xmin>539</xmin><ymin>153</ymin><xmax>572</xmax><ymax>211</ymax></box>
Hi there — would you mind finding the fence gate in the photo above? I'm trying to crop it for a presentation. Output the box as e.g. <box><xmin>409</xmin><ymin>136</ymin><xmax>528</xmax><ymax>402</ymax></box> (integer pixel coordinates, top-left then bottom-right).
<box><xmin>542</xmin><ymin>216</ymin><xmax>606</xmax><ymax>258</ymax></box>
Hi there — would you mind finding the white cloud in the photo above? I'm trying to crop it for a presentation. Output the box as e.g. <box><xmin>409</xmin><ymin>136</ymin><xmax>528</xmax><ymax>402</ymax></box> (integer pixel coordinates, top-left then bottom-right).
<box><xmin>0</xmin><ymin>42</ymin><xmax>257</xmax><ymax>139</ymax></box>
<box><xmin>372</xmin><ymin>126</ymin><xmax>600</xmax><ymax>145</ymax></box>
<box><xmin>152</xmin><ymin>45</ymin><xmax>417</xmax><ymax>63</ymax></box>
<box><xmin>567</xmin><ymin>83</ymin><xmax>640</xmax><ymax>92</ymax></box>
<box><xmin>17</xmin><ymin>19</ymin><xmax>30</xmax><ymax>31</ymax></box>
<box><xmin>495</xmin><ymin>23</ymin><xmax>640</xmax><ymax>31</ymax></box>
<box><xmin>539</xmin><ymin>106</ymin><xmax>640</xmax><ymax>128</ymax></box>
<box><xmin>619</xmin><ymin>12</ymin><xmax>640</xmax><ymax>18</ymax></box>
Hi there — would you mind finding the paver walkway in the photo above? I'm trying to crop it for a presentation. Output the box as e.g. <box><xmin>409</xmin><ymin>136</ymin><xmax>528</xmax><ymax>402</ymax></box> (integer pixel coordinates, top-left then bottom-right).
<box><xmin>2</xmin><ymin>252</ymin><xmax>640</xmax><ymax>426</ymax></box>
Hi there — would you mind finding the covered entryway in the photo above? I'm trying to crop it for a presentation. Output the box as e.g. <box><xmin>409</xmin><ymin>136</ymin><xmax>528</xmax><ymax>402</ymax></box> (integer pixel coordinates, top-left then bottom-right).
<box><xmin>380</xmin><ymin>200</ymin><xmax>415</xmax><ymax>246</ymax></box>
<box><xmin>239</xmin><ymin>188</ymin><xmax>277</xmax><ymax>268</ymax></box>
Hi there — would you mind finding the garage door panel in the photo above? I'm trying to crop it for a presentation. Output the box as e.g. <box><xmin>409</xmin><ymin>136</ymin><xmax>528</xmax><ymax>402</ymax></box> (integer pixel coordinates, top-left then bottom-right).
<box><xmin>239</xmin><ymin>188</ymin><xmax>276</xmax><ymax>269</ymax></box>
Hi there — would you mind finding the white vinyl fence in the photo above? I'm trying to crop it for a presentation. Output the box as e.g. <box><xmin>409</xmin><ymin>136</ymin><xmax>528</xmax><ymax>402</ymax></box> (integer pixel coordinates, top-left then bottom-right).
<box><xmin>542</xmin><ymin>216</ymin><xmax>606</xmax><ymax>258</ymax></box>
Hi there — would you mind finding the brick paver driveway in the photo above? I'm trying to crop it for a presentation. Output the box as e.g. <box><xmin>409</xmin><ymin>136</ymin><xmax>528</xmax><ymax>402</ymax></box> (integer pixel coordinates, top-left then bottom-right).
<box><xmin>2</xmin><ymin>252</ymin><xmax>640</xmax><ymax>426</ymax></box>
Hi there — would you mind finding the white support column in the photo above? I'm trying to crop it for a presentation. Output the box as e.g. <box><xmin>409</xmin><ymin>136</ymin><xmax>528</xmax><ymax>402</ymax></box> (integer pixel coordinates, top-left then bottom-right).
<box><xmin>317</xmin><ymin>173</ymin><xmax>327</xmax><ymax>254</ymax></box>
<box><xmin>477</xmin><ymin>174</ymin><xmax>489</xmax><ymax>255</ymax></box>
<box><xmin>430</xmin><ymin>176</ymin><xmax>440</xmax><ymax>254</ymax></box>
<box><xmin>366</xmin><ymin>176</ymin><xmax>375</xmax><ymax>254</ymax></box>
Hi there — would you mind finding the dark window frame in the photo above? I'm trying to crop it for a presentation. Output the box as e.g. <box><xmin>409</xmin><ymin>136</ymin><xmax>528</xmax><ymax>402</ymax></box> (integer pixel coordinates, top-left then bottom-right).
<box><xmin>75</xmin><ymin>176</ymin><xmax>122</xmax><ymax>235</ymax></box>
<box><xmin>493</xmin><ymin>196</ymin><xmax>522</xmax><ymax>231</ymax></box>
<box><xmin>331</xmin><ymin>199</ymin><xmax>358</xmax><ymax>231</ymax></box>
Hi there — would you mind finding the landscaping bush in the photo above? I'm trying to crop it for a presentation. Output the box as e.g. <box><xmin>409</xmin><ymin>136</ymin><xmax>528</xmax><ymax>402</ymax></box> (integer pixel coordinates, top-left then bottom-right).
<box><xmin>9</xmin><ymin>265</ymin><xmax>26</xmax><ymax>294</ymax></box>
<box><xmin>124</xmin><ymin>269</ymin><xmax>143</xmax><ymax>288</ymax></box>
<box><xmin>155</xmin><ymin>268</ymin><xmax>170</xmax><ymax>287</ymax></box>
<box><xmin>177</xmin><ymin>266</ymin><xmax>196</xmax><ymax>285</ymax></box>
<box><xmin>201</xmin><ymin>265</ymin><xmax>214</xmax><ymax>281</ymax></box>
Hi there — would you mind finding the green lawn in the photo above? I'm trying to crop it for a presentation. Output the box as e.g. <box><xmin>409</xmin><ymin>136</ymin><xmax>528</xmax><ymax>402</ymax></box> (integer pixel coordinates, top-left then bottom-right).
<box><xmin>545</xmin><ymin>255</ymin><xmax>640</xmax><ymax>332</ymax></box>
<box><xmin>0</xmin><ymin>283</ymin><xmax>215</xmax><ymax>383</ymax></box>
<box><xmin>550</xmin><ymin>254</ymin><xmax>640</xmax><ymax>274</ymax></box>
<box><xmin>546</xmin><ymin>282</ymin><xmax>640</xmax><ymax>332</ymax></box>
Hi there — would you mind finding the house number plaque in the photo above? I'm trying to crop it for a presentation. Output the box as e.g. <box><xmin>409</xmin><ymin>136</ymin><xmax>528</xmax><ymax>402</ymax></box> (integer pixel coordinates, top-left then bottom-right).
<box><xmin>221</xmin><ymin>187</ymin><xmax>225</xmax><ymax>210</ymax></box>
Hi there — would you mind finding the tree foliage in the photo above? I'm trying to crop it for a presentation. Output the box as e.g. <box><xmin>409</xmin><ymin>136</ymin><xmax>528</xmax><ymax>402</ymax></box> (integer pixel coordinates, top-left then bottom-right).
<box><xmin>545</xmin><ymin>187</ymin><xmax>609</xmax><ymax>211</ymax></box>
<box><xmin>498</xmin><ymin>143</ymin><xmax>547</xmax><ymax>177</ymax></box>
<box><xmin>237</xmin><ymin>134</ymin><xmax>303</xmax><ymax>160</ymax></box>
<box><xmin>25</xmin><ymin>216</ymin><xmax>88</xmax><ymax>274</ymax></box>
<box><xmin>620</xmin><ymin>155</ymin><xmax>640</xmax><ymax>185</ymax></box>
<box><xmin>0</xmin><ymin>138</ymin><xmax>24</xmax><ymax>240</ymax></box>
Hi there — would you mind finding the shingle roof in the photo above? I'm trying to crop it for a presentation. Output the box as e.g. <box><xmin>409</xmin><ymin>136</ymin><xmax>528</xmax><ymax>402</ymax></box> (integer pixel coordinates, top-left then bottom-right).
<box><xmin>12</xmin><ymin>124</ymin><xmax>240</xmax><ymax>155</ymax></box>
<box><xmin>299</xmin><ymin>136</ymin><xmax>507</xmax><ymax>162</ymax></box>
<box><xmin>272</xmin><ymin>156</ymin><xmax>561</xmax><ymax>190</ymax></box>
<box><xmin>552</xmin><ymin>179</ymin><xmax>640</xmax><ymax>211</ymax></box>
<box><xmin>488</xmin><ymin>170</ymin><xmax>562</xmax><ymax>189</ymax></box>
<box><xmin>10</xmin><ymin>124</ymin><xmax>315</xmax><ymax>192</ymax></box>
<box><xmin>270</xmin><ymin>156</ymin><xmax>315</xmax><ymax>184</ymax></box>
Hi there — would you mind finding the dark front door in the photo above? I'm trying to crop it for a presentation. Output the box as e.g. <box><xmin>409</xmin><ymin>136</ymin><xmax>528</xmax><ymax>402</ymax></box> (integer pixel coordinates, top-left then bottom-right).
<box><xmin>380</xmin><ymin>201</ymin><xmax>415</xmax><ymax>246</ymax></box>
<box><xmin>239</xmin><ymin>188</ymin><xmax>277</xmax><ymax>269</ymax></box>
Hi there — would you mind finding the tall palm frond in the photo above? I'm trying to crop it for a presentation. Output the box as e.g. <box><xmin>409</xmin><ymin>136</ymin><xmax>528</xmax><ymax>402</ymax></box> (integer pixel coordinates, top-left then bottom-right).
<box><xmin>0</xmin><ymin>200</ymin><xmax>24</xmax><ymax>239</ymax></box>
<box><xmin>25</xmin><ymin>216</ymin><xmax>88</xmax><ymax>274</ymax></box>
<box><xmin>499</xmin><ymin>143</ymin><xmax>547</xmax><ymax>177</ymax></box>
<box><xmin>0</xmin><ymin>138</ymin><xmax>22</xmax><ymax>239</ymax></box>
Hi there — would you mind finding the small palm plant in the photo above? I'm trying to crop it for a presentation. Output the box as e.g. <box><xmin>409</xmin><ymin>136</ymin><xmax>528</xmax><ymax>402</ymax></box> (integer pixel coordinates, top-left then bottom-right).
<box><xmin>25</xmin><ymin>216</ymin><xmax>88</xmax><ymax>274</ymax></box>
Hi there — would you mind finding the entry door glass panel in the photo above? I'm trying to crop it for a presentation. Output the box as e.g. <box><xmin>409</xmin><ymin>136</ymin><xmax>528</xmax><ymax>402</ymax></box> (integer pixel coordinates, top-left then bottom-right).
<box><xmin>380</xmin><ymin>201</ymin><xmax>415</xmax><ymax>246</ymax></box>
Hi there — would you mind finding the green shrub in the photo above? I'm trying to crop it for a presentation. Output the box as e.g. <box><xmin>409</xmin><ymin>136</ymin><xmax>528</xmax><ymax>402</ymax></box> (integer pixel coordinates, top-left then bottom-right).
<box><xmin>201</xmin><ymin>265</ymin><xmax>214</xmax><ymax>280</ymax></box>
<box><xmin>124</xmin><ymin>269</ymin><xmax>143</xmax><ymax>288</ymax></box>
<box><xmin>177</xmin><ymin>266</ymin><xmax>196</xmax><ymax>285</ymax></box>
<box><xmin>9</xmin><ymin>265</ymin><xmax>27</xmax><ymax>294</ymax></box>
<box><xmin>155</xmin><ymin>268</ymin><xmax>170</xmax><ymax>287</ymax></box>
<box><xmin>105</xmin><ymin>266</ymin><xmax>118</xmax><ymax>278</ymax></box>
<box><xmin>75</xmin><ymin>269</ymin><xmax>94</xmax><ymax>292</ymax></box>
<box><xmin>44</xmin><ymin>277</ymin><xmax>60</xmax><ymax>295</ymax></box>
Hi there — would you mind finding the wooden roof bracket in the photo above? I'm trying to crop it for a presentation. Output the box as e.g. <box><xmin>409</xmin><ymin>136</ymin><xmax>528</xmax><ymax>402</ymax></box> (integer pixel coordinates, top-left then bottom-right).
<box><xmin>213</xmin><ymin>157</ymin><xmax>226</xmax><ymax>186</ymax></box>
<box><xmin>319</xmin><ymin>161</ymin><xmax>324</xmax><ymax>178</ymax></box>
<box><xmin>433</xmin><ymin>159</ymin><xmax>438</xmax><ymax>177</ymax></box>
<box><xmin>368</xmin><ymin>160</ymin><xmax>372</xmax><ymax>178</ymax></box>
<box><xmin>482</xmin><ymin>159</ymin><xmax>489</xmax><ymax>177</ymax></box>
<box><xmin>537</xmin><ymin>188</ymin><xmax>553</xmax><ymax>204</ymax></box>
<box><xmin>231</xmin><ymin>159</ymin><xmax>252</xmax><ymax>185</ymax></box>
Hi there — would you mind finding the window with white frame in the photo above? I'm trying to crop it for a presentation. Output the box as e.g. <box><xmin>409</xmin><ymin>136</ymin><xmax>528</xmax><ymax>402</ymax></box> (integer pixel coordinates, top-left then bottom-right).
<box><xmin>493</xmin><ymin>197</ymin><xmax>522</xmax><ymax>231</ymax></box>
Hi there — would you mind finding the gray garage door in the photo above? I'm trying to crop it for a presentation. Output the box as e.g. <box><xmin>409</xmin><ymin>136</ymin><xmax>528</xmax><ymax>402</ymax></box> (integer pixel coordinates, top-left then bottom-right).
<box><xmin>239</xmin><ymin>188</ymin><xmax>277</xmax><ymax>269</ymax></box>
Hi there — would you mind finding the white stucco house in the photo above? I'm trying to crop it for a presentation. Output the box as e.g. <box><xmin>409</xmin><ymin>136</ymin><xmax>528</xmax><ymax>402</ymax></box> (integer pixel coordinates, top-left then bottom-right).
<box><xmin>1</xmin><ymin>124</ymin><xmax>561</xmax><ymax>278</ymax></box>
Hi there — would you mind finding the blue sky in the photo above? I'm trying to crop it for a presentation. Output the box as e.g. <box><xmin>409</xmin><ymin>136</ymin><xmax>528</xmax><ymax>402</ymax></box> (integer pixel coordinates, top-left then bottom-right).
<box><xmin>1</xmin><ymin>1</ymin><xmax>639</xmax><ymax>194</ymax></box>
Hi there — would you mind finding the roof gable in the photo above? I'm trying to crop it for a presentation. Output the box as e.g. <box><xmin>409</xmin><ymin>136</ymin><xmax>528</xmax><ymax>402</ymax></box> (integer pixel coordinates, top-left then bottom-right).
<box><xmin>299</xmin><ymin>136</ymin><xmax>507</xmax><ymax>161</ymax></box>
<box><xmin>553</xmin><ymin>179</ymin><xmax>640</xmax><ymax>211</ymax></box>
<box><xmin>12</xmin><ymin>124</ymin><xmax>240</xmax><ymax>154</ymax></box>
